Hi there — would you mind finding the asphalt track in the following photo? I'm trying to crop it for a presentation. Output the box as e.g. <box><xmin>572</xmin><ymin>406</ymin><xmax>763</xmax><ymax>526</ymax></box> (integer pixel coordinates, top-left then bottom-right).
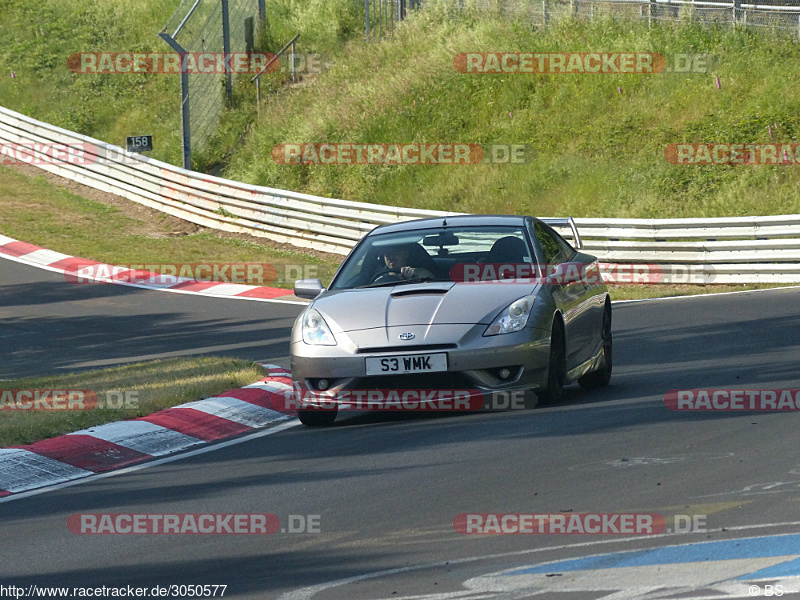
<box><xmin>3</xmin><ymin>255</ymin><xmax>800</xmax><ymax>599</ymax></box>
<box><xmin>0</xmin><ymin>258</ymin><xmax>302</xmax><ymax>378</ymax></box>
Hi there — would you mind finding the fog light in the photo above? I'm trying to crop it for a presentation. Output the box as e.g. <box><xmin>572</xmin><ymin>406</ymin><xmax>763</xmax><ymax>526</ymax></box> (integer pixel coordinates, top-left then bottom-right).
<box><xmin>498</xmin><ymin>368</ymin><xmax>511</xmax><ymax>380</ymax></box>
<box><xmin>316</xmin><ymin>379</ymin><xmax>330</xmax><ymax>390</ymax></box>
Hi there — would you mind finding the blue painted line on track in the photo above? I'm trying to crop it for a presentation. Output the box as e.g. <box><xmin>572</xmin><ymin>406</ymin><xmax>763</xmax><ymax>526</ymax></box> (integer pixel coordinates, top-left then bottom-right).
<box><xmin>737</xmin><ymin>555</ymin><xmax>800</xmax><ymax>580</ymax></box>
<box><xmin>506</xmin><ymin>533</ymin><xmax>800</xmax><ymax>576</ymax></box>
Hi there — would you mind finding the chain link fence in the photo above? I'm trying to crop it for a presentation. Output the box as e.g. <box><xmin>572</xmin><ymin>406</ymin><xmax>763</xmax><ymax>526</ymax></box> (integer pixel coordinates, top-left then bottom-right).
<box><xmin>365</xmin><ymin>0</ymin><xmax>422</xmax><ymax>39</ymax></box>
<box><xmin>365</xmin><ymin>0</ymin><xmax>800</xmax><ymax>37</ymax></box>
<box><xmin>160</xmin><ymin>0</ymin><xmax>263</xmax><ymax>169</ymax></box>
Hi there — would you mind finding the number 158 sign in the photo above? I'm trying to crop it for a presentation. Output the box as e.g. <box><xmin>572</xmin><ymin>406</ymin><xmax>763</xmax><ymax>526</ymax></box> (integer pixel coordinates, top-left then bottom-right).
<box><xmin>126</xmin><ymin>135</ymin><xmax>153</xmax><ymax>153</ymax></box>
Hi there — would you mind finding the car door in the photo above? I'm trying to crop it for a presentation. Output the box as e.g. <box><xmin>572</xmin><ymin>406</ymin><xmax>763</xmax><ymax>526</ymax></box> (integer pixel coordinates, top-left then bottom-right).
<box><xmin>534</xmin><ymin>221</ymin><xmax>594</xmax><ymax>370</ymax></box>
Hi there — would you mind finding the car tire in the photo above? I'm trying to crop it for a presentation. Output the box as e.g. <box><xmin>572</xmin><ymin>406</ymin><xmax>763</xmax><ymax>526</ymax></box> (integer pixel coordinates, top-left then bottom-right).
<box><xmin>579</xmin><ymin>304</ymin><xmax>612</xmax><ymax>390</ymax></box>
<box><xmin>539</xmin><ymin>319</ymin><xmax>566</xmax><ymax>403</ymax></box>
<box><xmin>297</xmin><ymin>408</ymin><xmax>338</xmax><ymax>426</ymax></box>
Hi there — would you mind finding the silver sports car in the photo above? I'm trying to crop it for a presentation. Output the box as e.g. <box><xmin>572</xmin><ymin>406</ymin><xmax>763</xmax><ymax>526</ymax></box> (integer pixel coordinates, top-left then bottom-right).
<box><xmin>290</xmin><ymin>214</ymin><xmax>612</xmax><ymax>426</ymax></box>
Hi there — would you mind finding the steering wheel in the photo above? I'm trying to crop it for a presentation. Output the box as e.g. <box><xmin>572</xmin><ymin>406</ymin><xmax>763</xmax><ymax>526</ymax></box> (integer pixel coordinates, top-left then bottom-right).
<box><xmin>369</xmin><ymin>269</ymin><xmax>403</xmax><ymax>284</ymax></box>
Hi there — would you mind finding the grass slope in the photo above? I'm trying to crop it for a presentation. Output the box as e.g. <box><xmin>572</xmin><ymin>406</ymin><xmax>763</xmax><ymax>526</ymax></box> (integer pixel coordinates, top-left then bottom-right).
<box><xmin>0</xmin><ymin>0</ymin><xmax>361</xmax><ymax>170</ymax></box>
<box><xmin>1</xmin><ymin>0</ymin><xmax>799</xmax><ymax>218</ymax></box>
<box><xmin>224</xmin><ymin>7</ymin><xmax>800</xmax><ymax>218</ymax></box>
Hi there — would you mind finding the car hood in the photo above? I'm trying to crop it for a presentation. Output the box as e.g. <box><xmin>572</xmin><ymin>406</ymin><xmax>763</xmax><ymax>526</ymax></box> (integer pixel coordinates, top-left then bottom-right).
<box><xmin>312</xmin><ymin>281</ymin><xmax>540</xmax><ymax>332</ymax></box>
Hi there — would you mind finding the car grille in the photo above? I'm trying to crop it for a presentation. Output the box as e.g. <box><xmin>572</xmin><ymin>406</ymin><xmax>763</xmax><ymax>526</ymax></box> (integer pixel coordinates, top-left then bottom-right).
<box><xmin>355</xmin><ymin>344</ymin><xmax>457</xmax><ymax>354</ymax></box>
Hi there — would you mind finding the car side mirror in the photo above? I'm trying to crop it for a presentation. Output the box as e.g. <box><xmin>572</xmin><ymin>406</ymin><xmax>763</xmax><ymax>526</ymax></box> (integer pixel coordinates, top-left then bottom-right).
<box><xmin>294</xmin><ymin>278</ymin><xmax>325</xmax><ymax>300</ymax></box>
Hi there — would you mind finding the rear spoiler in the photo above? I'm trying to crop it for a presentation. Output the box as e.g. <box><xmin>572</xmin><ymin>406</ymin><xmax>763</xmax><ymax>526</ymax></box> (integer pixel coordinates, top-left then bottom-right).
<box><xmin>541</xmin><ymin>216</ymin><xmax>582</xmax><ymax>250</ymax></box>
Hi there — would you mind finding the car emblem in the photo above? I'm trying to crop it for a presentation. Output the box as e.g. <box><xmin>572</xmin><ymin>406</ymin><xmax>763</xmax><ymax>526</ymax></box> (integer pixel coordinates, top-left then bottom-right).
<box><xmin>399</xmin><ymin>332</ymin><xmax>415</xmax><ymax>340</ymax></box>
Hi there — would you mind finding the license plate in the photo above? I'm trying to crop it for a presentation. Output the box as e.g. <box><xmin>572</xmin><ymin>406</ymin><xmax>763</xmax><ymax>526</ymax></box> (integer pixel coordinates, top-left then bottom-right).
<box><xmin>365</xmin><ymin>353</ymin><xmax>448</xmax><ymax>376</ymax></box>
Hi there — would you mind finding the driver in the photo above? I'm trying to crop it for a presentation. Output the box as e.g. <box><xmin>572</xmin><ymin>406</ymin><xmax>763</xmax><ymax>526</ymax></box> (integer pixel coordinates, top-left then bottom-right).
<box><xmin>372</xmin><ymin>244</ymin><xmax>435</xmax><ymax>283</ymax></box>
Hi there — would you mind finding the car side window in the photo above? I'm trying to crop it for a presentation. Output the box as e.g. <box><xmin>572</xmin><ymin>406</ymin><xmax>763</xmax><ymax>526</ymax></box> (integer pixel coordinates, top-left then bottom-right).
<box><xmin>554</xmin><ymin>231</ymin><xmax>576</xmax><ymax>261</ymax></box>
<box><xmin>534</xmin><ymin>221</ymin><xmax>563</xmax><ymax>265</ymax></box>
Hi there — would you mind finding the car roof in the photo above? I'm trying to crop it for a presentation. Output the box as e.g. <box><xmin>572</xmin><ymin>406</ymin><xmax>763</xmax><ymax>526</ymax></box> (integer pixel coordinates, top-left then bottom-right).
<box><xmin>369</xmin><ymin>214</ymin><xmax>532</xmax><ymax>236</ymax></box>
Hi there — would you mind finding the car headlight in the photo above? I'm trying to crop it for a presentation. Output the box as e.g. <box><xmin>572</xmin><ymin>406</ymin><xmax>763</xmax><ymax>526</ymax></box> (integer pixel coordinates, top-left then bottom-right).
<box><xmin>302</xmin><ymin>308</ymin><xmax>337</xmax><ymax>345</ymax></box>
<box><xmin>484</xmin><ymin>295</ymin><xmax>535</xmax><ymax>336</ymax></box>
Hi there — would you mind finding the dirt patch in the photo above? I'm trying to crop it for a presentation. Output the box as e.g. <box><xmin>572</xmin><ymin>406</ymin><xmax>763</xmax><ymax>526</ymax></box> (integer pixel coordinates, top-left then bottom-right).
<box><xmin>4</xmin><ymin>162</ymin><xmax>201</xmax><ymax>237</ymax></box>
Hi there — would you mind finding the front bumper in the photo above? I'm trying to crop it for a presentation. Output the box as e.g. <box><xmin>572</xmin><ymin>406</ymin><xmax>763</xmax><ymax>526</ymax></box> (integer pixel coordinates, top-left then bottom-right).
<box><xmin>290</xmin><ymin>324</ymin><xmax>551</xmax><ymax>405</ymax></box>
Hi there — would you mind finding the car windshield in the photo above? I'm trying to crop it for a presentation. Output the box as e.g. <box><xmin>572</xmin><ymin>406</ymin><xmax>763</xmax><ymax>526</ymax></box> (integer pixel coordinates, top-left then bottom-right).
<box><xmin>329</xmin><ymin>225</ymin><xmax>536</xmax><ymax>290</ymax></box>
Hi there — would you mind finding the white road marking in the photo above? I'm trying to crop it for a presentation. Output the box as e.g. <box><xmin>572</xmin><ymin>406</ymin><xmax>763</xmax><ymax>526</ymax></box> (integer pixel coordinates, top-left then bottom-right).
<box><xmin>276</xmin><ymin>523</ymin><xmax>800</xmax><ymax>600</ymax></box>
<box><xmin>0</xmin><ymin>449</ymin><xmax>93</xmax><ymax>493</ymax></box>
<box><xmin>0</xmin><ymin>419</ymin><xmax>301</xmax><ymax>503</ymax></box>
<box><xmin>67</xmin><ymin>420</ymin><xmax>202</xmax><ymax>457</ymax></box>
<box><xmin>17</xmin><ymin>248</ymin><xmax>72</xmax><ymax>265</ymax></box>
<box><xmin>177</xmin><ymin>396</ymin><xmax>288</xmax><ymax>427</ymax></box>
<box><xmin>0</xmin><ymin>251</ymin><xmax>308</xmax><ymax>305</ymax></box>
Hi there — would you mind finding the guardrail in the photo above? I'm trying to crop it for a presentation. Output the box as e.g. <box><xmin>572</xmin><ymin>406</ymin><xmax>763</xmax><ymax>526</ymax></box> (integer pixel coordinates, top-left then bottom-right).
<box><xmin>1</xmin><ymin>105</ymin><xmax>798</xmax><ymax>283</ymax></box>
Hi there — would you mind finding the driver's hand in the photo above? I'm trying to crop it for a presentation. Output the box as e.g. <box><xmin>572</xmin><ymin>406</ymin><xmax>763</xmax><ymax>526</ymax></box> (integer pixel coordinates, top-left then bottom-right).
<box><xmin>400</xmin><ymin>266</ymin><xmax>416</xmax><ymax>279</ymax></box>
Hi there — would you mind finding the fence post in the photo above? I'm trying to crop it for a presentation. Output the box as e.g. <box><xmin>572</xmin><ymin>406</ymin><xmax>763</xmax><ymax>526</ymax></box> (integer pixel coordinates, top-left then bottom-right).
<box><xmin>222</xmin><ymin>0</ymin><xmax>232</xmax><ymax>103</ymax></box>
<box><xmin>291</xmin><ymin>38</ymin><xmax>296</xmax><ymax>83</ymax></box>
<box><xmin>543</xmin><ymin>0</ymin><xmax>550</xmax><ymax>27</ymax></box>
<box><xmin>245</xmin><ymin>17</ymin><xmax>254</xmax><ymax>53</ymax></box>
<box><xmin>158</xmin><ymin>32</ymin><xmax>191</xmax><ymax>170</ymax></box>
<box><xmin>251</xmin><ymin>34</ymin><xmax>300</xmax><ymax>110</ymax></box>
